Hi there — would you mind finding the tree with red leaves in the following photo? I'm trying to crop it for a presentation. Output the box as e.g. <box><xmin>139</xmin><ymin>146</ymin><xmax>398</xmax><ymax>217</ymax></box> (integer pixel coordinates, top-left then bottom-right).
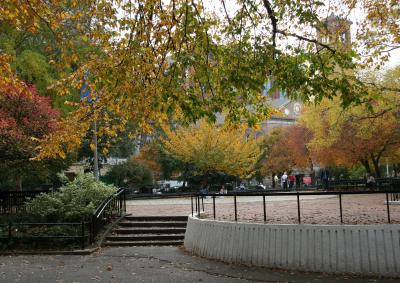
<box><xmin>0</xmin><ymin>85</ymin><xmax>60</xmax><ymax>190</ymax></box>
<box><xmin>260</xmin><ymin>124</ymin><xmax>314</xmax><ymax>178</ymax></box>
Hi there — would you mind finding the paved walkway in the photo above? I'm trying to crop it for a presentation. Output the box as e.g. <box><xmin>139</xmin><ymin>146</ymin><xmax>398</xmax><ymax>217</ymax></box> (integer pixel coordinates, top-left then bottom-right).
<box><xmin>0</xmin><ymin>246</ymin><xmax>397</xmax><ymax>282</ymax></box>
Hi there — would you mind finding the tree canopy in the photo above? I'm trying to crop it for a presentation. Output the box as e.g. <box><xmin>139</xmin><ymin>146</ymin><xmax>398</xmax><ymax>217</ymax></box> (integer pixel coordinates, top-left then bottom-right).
<box><xmin>162</xmin><ymin>122</ymin><xmax>262</xmax><ymax>179</ymax></box>
<box><xmin>260</xmin><ymin>124</ymin><xmax>314</xmax><ymax>176</ymax></box>
<box><xmin>301</xmin><ymin>66</ymin><xmax>400</xmax><ymax>177</ymax></box>
<box><xmin>0</xmin><ymin>84</ymin><xmax>64</xmax><ymax>189</ymax></box>
<box><xmin>1</xmin><ymin>0</ymin><xmax>399</xmax><ymax>159</ymax></box>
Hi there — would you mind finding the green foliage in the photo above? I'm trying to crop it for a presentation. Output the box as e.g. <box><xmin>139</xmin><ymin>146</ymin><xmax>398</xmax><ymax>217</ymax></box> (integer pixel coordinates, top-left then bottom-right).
<box><xmin>15</xmin><ymin>50</ymin><xmax>54</xmax><ymax>93</ymax></box>
<box><xmin>105</xmin><ymin>159</ymin><xmax>153</xmax><ymax>189</ymax></box>
<box><xmin>25</xmin><ymin>173</ymin><xmax>116</xmax><ymax>222</ymax></box>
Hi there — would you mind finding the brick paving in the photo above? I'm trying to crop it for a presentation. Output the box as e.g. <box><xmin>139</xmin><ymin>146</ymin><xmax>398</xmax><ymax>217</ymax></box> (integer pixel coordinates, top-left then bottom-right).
<box><xmin>127</xmin><ymin>194</ymin><xmax>400</xmax><ymax>225</ymax></box>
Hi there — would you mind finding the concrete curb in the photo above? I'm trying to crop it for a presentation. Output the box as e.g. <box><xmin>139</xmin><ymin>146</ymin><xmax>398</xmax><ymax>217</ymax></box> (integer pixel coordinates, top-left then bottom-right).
<box><xmin>184</xmin><ymin>215</ymin><xmax>400</xmax><ymax>277</ymax></box>
<box><xmin>0</xmin><ymin>247</ymin><xmax>99</xmax><ymax>256</ymax></box>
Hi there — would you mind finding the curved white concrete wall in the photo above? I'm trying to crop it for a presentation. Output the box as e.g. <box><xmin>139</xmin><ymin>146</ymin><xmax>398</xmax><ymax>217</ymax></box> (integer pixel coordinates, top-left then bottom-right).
<box><xmin>184</xmin><ymin>216</ymin><xmax>400</xmax><ymax>276</ymax></box>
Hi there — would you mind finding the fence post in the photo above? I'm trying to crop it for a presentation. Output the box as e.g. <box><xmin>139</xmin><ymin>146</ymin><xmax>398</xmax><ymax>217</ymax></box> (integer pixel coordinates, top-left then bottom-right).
<box><xmin>263</xmin><ymin>195</ymin><xmax>266</xmax><ymax>222</ymax></box>
<box><xmin>81</xmin><ymin>222</ymin><xmax>85</xmax><ymax>250</ymax></box>
<box><xmin>123</xmin><ymin>189</ymin><xmax>126</xmax><ymax>213</ymax></box>
<box><xmin>234</xmin><ymin>195</ymin><xmax>237</xmax><ymax>222</ymax></box>
<box><xmin>119</xmin><ymin>192</ymin><xmax>122</xmax><ymax>215</ymax></box>
<box><xmin>213</xmin><ymin>195</ymin><xmax>216</xmax><ymax>219</ymax></box>
<box><xmin>386</xmin><ymin>192</ymin><xmax>391</xmax><ymax>224</ymax></box>
<box><xmin>90</xmin><ymin>216</ymin><xmax>95</xmax><ymax>243</ymax></box>
<box><xmin>191</xmin><ymin>196</ymin><xmax>193</xmax><ymax>217</ymax></box>
<box><xmin>339</xmin><ymin>193</ymin><xmax>343</xmax><ymax>224</ymax></box>
<box><xmin>296</xmin><ymin>192</ymin><xmax>301</xmax><ymax>224</ymax></box>
<box><xmin>8</xmin><ymin>222</ymin><xmax>12</xmax><ymax>241</ymax></box>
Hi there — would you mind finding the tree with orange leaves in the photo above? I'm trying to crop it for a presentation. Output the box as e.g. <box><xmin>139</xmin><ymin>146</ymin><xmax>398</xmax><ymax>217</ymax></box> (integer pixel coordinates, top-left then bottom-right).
<box><xmin>260</xmin><ymin>124</ymin><xmax>314</xmax><ymax>177</ymax></box>
<box><xmin>301</xmin><ymin>91</ymin><xmax>400</xmax><ymax>177</ymax></box>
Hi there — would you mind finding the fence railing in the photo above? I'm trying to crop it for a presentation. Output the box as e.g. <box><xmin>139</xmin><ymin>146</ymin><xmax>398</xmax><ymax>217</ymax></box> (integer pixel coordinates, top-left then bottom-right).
<box><xmin>191</xmin><ymin>190</ymin><xmax>400</xmax><ymax>225</ymax></box>
<box><xmin>0</xmin><ymin>222</ymin><xmax>88</xmax><ymax>250</ymax></box>
<box><xmin>0</xmin><ymin>190</ymin><xmax>51</xmax><ymax>214</ymax></box>
<box><xmin>0</xmin><ymin>188</ymin><xmax>126</xmax><ymax>250</ymax></box>
<box><xmin>90</xmin><ymin>188</ymin><xmax>126</xmax><ymax>242</ymax></box>
<box><xmin>325</xmin><ymin>177</ymin><xmax>400</xmax><ymax>190</ymax></box>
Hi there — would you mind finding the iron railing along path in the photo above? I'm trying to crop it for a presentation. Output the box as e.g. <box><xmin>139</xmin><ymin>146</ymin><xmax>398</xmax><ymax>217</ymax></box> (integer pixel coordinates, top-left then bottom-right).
<box><xmin>191</xmin><ymin>190</ymin><xmax>400</xmax><ymax>224</ymax></box>
<box><xmin>1</xmin><ymin>222</ymin><xmax>88</xmax><ymax>250</ymax></box>
<box><xmin>90</xmin><ymin>188</ymin><xmax>126</xmax><ymax>242</ymax></box>
<box><xmin>0</xmin><ymin>190</ymin><xmax>51</xmax><ymax>214</ymax></box>
<box><xmin>0</xmin><ymin>188</ymin><xmax>127</xmax><ymax>250</ymax></box>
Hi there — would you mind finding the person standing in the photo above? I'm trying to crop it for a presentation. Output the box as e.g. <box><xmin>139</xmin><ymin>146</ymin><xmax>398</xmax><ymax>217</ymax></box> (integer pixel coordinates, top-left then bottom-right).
<box><xmin>273</xmin><ymin>174</ymin><xmax>279</xmax><ymax>189</ymax></box>
<box><xmin>288</xmin><ymin>174</ymin><xmax>295</xmax><ymax>189</ymax></box>
<box><xmin>281</xmin><ymin>172</ymin><xmax>288</xmax><ymax>190</ymax></box>
<box><xmin>320</xmin><ymin>169</ymin><xmax>330</xmax><ymax>190</ymax></box>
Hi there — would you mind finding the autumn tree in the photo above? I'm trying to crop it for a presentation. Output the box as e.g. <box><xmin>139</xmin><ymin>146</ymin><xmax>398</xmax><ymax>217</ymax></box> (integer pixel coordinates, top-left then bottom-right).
<box><xmin>135</xmin><ymin>142</ymin><xmax>185</xmax><ymax>182</ymax></box>
<box><xmin>301</xmin><ymin>92</ymin><xmax>400</xmax><ymax>177</ymax></box>
<box><xmin>1</xmin><ymin>0</ymin><xmax>399</xmax><ymax>161</ymax></box>
<box><xmin>105</xmin><ymin>158</ymin><xmax>153</xmax><ymax>189</ymax></box>
<box><xmin>0</xmin><ymin>85</ymin><xmax>62</xmax><ymax>189</ymax></box>
<box><xmin>162</xmin><ymin>122</ymin><xmax>262</xmax><ymax>184</ymax></box>
<box><xmin>260</xmin><ymin>124</ymin><xmax>314</xmax><ymax>177</ymax></box>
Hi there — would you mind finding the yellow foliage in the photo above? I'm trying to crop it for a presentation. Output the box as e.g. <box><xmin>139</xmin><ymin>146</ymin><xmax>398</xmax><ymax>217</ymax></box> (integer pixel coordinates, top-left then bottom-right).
<box><xmin>162</xmin><ymin>122</ymin><xmax>262</xmax><ymax>179</ymax></box>
<box><xmin>301</xmin><ymin>89</ymin><xmax>400</xmax><ymax>169</ymax></box>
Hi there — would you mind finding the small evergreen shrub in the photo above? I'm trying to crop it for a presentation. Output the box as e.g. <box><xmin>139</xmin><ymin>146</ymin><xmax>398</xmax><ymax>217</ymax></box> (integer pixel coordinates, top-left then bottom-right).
<box><xmin>25</xmin><ymin>173</ymin><xmax>116</xmax><ymax>222</ymax></box>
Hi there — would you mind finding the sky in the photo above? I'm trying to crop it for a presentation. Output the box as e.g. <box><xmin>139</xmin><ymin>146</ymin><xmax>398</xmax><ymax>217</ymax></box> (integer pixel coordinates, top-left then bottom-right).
<box><xmin>203</xmin><ymin>0</ymin><xmax>399</xmax><ymax>70</ymax></box>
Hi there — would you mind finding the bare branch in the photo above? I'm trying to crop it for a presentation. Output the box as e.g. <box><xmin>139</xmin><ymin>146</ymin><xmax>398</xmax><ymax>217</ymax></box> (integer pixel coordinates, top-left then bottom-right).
<box><xmin>220</xmin><ymin>0</ymin><xmax>232</xmax><ymax>25</ymax></box>
<box><xmin>262</xmin><ymin>0</ymin><xmax>278</xmax><ymax>48</ymax></box>
<box><xmin>277</xmin><ymin>29</ymin><xmax>337</xmax><ymax>54</ymax></box>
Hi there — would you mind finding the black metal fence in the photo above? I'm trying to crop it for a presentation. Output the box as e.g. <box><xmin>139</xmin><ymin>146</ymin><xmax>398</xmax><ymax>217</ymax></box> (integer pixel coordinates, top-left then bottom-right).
<box><xmin>0</xmin><ymin>190</ymin><xmax>51</xmax><ymax>214</ymax></box>
<box><xmin>0</xmin><ymin>188</ymin><xmax>126</xmax><ymax>250</ymax></box>
<box><xmin>325</xmin><ymin>177</ymin><xmax>400</xmax><ymax>191</ymax></box>
<box><xmin>0</xmin><ymin>222</ymin><xmax>88</xmax><ymax>250</ymax></box>
<box><xmin>90</xmin><ymin>188</ymin><xmax>126</xmax><ymax>243</ymax></box>
<box><xmin>191</xmin><ymin>190</ymin><xmax>400</xmax><ymax>224</ymax></box>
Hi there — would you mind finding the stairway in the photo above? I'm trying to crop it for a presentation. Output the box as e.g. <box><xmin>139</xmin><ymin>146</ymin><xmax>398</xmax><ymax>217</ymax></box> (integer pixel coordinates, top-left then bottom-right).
<box><xmin>103</xmin><ymin>216</ymin><xmax>188</xmax><ymax>246</ymax></box>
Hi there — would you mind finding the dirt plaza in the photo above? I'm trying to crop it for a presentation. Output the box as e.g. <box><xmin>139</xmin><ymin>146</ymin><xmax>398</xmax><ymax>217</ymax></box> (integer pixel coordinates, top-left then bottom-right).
<box><xmin>127</xmin><ymin>194</ymin><xmax>400</xmax><ymax>225</ymax></box>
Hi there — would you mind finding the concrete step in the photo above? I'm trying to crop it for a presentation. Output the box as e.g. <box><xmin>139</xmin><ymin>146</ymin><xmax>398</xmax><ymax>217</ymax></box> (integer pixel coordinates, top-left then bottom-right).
<box><xmin>118</xmin><ymin>221</ymin><xmax>187</xmax><ymax>228</ymax></box>
<box><xmin>103</xmin><ymin>240</ymin><xmax>183</xmax><ymax>247</ymax></box>
<box><xmin>124</xmin><ymin>216</ymin><xmax>188</xmax><ymax>222</ymax></box>
<box><xmin>112</xmin><ymin>227</ymin><xmax>186</xmax><ymax>234</ymax></box>
<box><xmin>106</xmin><ymin>234</ymin><xmax>185</xmax><ymax>242</ymax></box>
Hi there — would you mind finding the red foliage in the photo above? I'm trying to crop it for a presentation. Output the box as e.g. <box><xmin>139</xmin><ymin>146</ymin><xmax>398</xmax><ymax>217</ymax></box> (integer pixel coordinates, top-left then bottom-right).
<box><xmin>0</xmin><ymin>85</ymin><xmax>59</xmax><ymax>160</ymax></box>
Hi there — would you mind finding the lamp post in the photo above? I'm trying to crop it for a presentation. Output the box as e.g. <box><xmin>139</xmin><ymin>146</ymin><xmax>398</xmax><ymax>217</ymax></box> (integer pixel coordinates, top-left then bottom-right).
<box><xmin>80</xmin><ymin>71</ymin><xmax>100</xmax><ymax>180</ymax></box>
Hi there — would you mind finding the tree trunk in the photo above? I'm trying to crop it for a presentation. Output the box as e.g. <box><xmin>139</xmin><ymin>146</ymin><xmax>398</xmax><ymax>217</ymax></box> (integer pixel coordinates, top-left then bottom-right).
<box><xmin>370</xmin><ymin>153</ymin><xmax>382</xmax><ymax>178</ymax></box>
<box><xmin>360</xmin><ymin>159</ymin><xmax>372</xmax><ymax>175</ymax></box>
<box><xmin>15</xmin><ymin>175</ymin><xmax>22</xmax><ymax>191</ymax></box>
<box><xmin>393</xmin><ymin>164</ymin><xmax>399</xmax><ymax>177</ymax></box>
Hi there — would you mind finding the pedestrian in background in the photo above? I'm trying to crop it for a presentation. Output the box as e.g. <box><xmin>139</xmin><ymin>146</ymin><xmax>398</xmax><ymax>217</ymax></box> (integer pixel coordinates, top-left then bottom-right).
<box><xmin>281</xmin><ymin>172</ymin><xmax>288</xmax><ymax>190</ymax></box>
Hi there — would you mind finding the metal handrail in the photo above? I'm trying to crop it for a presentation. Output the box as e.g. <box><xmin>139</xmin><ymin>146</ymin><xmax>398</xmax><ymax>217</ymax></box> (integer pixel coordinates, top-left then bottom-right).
<box><xmin>93</xmin><ymin>188</ymin><xmax>125</xmax><ymax>218</ymax></box>
<box><xmin>195</xmin><ymin>189</ymin><xmax>399</xmax><ymax>197</ymax></box>
<box><xmin>90</xmin><ymin>188</ymin><xmax>126</xmax><ymax>243</ymax></box>
<box><xmin>191</xmin><ymin>188</ymin><xmax>400</xmax><ymax>224</ymax></box>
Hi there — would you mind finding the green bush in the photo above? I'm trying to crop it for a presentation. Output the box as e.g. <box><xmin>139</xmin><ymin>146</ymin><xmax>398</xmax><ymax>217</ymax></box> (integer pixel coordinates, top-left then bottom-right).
<box><xmin>105</xmin><ymin>159</ymin><xmax>153</xmax><ymax>188</ymax></box>
<box><xmin>25</xmin><ymin>173</ymin><xmax>116</xmax><ymax>222</ymax></box>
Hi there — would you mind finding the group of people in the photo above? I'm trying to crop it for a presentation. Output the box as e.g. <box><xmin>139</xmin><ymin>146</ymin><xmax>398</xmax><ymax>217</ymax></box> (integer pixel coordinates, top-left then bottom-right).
<box><xmin>274</xmin><ymin>172</ymin><xmax>296</xmax><ymax>189</ymax></box>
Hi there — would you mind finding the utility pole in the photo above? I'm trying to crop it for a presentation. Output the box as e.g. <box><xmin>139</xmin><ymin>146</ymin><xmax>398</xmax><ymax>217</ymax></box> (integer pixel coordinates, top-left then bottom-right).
<box><xmin>93</xmin><ymin>119</ymin><xmax>99</xmax><ymax>181</ymax></box>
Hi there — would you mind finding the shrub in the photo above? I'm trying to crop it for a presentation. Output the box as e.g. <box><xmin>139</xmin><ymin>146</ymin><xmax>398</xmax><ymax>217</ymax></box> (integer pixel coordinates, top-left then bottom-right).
<box><xmin>105</xmin><ymin>159</ymin><xmax>153</xmax><ymax>189</ymax></box>
<box><xmin>25</xmin><ymin>173</ymin><xmax>116</xmax><ymax>222</ymax></box>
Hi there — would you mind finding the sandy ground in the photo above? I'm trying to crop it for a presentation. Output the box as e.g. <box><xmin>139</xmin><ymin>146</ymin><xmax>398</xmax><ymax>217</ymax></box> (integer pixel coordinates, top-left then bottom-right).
<box><xmin>126</xmin><ymin>194</ymin><xmax>400</xmax><ymax>225</ymax></box>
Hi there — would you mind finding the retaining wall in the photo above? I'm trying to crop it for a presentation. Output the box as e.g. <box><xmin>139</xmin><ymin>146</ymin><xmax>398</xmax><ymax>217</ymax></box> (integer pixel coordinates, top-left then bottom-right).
<box><xmin>184</xmin><ymin>216</ymin><xmax>400</xmax><ymax>276</ymax></box>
